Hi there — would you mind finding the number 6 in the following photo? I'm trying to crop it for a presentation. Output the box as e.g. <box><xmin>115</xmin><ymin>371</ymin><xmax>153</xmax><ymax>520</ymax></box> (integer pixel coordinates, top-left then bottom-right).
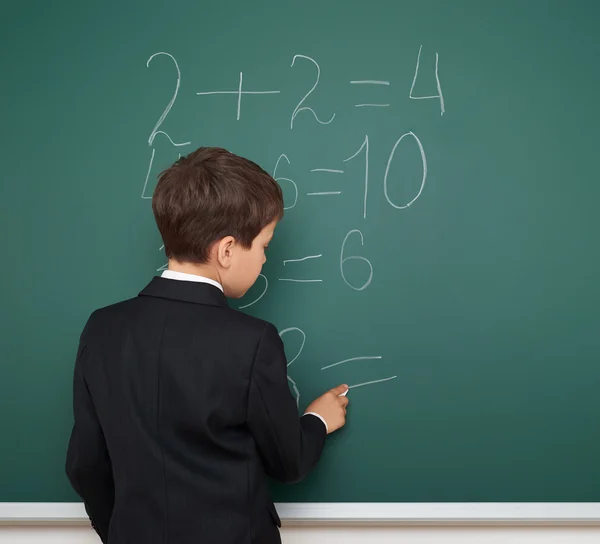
<box><xmin>273</xmin><ymin>154</ymin><xmax>298</xmax><ymax>210</ymax></box>
<box><xmin>340</xmin><ymin>229</ymin><xmax>373</xmax><ymax>291</ymax></box>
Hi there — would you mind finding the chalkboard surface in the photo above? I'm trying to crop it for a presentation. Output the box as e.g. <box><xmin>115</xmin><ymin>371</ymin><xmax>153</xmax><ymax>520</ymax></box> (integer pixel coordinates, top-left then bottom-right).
<box><xmin>2</xmin><ymin>0</ymin><xmax>599</xmax><ymax>504</ymax></box>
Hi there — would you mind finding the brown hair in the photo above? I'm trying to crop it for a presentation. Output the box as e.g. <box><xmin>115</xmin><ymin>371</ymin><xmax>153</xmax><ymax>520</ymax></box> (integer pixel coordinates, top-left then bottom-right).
<box><xmin>152</xmin><ymin>147</ymin><xmax>283</xmax><ymax>263</ymax></box>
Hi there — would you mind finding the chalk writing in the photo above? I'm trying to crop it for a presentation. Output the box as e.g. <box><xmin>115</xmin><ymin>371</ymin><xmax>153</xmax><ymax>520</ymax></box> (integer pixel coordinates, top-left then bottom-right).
<box><xmin>273</xmin><ymin>153</ymin><xmax>298</xmax><ymax>210</ymax></box>
<box><xmin>321</xmin><ymin>356</ymin><xmax>382</xmax><ymax>371</ymax></box>
<box><xmin>138</xmin><ymin>43</ymin><xmax>447</xmax><ymax>406</ymax></box>
<box><xmin>280</xmin><ymin>327</ymin><xmax>307</xmax><ymax>367</ymax></box>
<box><xmin>290</xmin><ymin>55</ymin><xmax>335</xmax><ymax>129</ymax></box>
<box><xmin>344</xmin><ymin>135</ymin><xmax>370</xmax><ymax>219</ymax></box>
<box><xmin>156</xmin><ymin>244</ymin><xmax>167</xmax><ymax>272</ymax></box>
<box><xmin>409</xmin><ymin>45</ymin><xmax>445</xmax><ymax>116</ymax></box>
<box><xmin>348</xmin><ymin>376</ymin><xmax>397</xmax><ymax>389</ymax></box>
<box><xmin>350</xmin><ymin>80</ymin><xmax>390</xmax><ymax>86</ymax></box>
<box><xmin>146</xmin><ymin>52</ymin><xmax>191</xmax><ymax>147</ymax></box>
<box><xmin>283</xmin><ymin>255</ymin><xmax>323</xmax><ymax>266</ymax></box>
<box><xmin>142</xmin><ymin>52</ymin><xmax>191</xmax><ymax>199</ymax></box>
<box><xmin>142</xmin><ymin>148</ymin><xmax>157</xmax><ymax>200</ymax></box>
<box><xmin>311</xmin><ymin>168</ymin><xmax>344</xmax><ymax>174</ymax></box>
<box><xmin>350</xmin><ymin>78</ymin><xmax>390</xmax><ymax>108</ymax></box>
<box><xmin>238</xmin><ymin>274</ymin><xmax>269</xmax><ymax>310</ymax></box>
<box><xmin>196</xmin><ymin>72</ymin><xmax>280</xmax><ymax>120</ymax></box>
<box><xmin>384</xmin><ymin>131</ymin><xmax>428</xmax><ymax>209</ymax></box>
<box><xmin>278</xmin><ymin>326</ymin><xmax>396</xmax><ymax>407</ymax></box>
<box><xmin>279</xmin><ymin>326</ymin><xmax>307</xmax><ymax>407</ymax></box>
<box><xmin>278</xmin><ymin>278</ymin><xmax>323</xmax><ymax>283</ymax></box>
<box><xmin>340</xmin><ymin>229</ymin><xmax>373</xmax><ymax>291</ymax></box>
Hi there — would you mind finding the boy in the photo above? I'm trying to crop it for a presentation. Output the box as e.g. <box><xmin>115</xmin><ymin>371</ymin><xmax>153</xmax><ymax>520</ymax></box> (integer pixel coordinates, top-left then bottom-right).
<box><xmin>65</xmin><ymin>147</ymin><xmax>349</xmax><ymax>544</ymax></box>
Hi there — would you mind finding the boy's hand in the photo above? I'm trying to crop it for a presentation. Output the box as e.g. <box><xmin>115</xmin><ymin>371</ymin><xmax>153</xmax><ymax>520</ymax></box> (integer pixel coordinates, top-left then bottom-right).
<box><xmin>305</xmin><ymin>384</ymin><xmax>349</xmax><ymax>434</ymax></box>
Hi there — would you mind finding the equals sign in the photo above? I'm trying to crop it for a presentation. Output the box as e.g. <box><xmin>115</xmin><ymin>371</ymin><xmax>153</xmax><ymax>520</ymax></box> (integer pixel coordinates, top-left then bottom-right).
<box><xmin>307</xmin><ymin>168</ymin><xmax>344</xmax><ymax>196</ymax></box>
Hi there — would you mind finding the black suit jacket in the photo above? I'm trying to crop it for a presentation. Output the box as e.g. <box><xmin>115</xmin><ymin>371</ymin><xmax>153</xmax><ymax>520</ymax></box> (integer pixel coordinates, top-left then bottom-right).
<box><xmin>65</xmin><ymin>276</ymin><xmax>327</xmax><ymax>544</ymax></box>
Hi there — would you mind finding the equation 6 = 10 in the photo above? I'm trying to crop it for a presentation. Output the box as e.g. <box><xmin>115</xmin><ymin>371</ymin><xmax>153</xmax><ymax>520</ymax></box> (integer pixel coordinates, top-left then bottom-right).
<box><xmin>273</xmin><ymin>130</ymin><xmax>427</xmax><ymax>220</ymax></box>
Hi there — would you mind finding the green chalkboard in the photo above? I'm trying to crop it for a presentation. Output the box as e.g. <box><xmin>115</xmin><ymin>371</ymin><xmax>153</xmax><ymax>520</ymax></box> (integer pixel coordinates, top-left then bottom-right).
<box><xmin>2</xmin><ymin>0</ymin><xmax>600</xmax><ymax>505</ymax></box>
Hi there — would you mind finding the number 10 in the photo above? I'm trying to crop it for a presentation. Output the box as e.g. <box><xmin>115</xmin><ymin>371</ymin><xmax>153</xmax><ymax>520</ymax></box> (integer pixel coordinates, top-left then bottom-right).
<box><xmin>344</xmin><ymin>132</ymin><xmax>427</xmax><ymax>218</ymax></box>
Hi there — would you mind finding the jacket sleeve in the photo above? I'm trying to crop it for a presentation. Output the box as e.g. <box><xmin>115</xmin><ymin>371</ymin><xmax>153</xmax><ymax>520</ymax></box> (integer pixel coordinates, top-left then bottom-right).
<box><xmin>246</xmin><ymin>322</ymin><xmax>327</xmax><ymax>484</ymax></box>
<box><xmin>65</xmin><ymin>319</ymin><xmax>114</xmax><ymax>543</ymax></box>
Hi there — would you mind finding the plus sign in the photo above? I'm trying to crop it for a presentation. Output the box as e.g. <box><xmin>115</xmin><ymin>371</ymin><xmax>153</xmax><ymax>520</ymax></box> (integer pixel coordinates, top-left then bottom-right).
<box><xmin>196</xmin><ymin>72</ymin><xmax>280</xmax><ymax>120</ymax></box>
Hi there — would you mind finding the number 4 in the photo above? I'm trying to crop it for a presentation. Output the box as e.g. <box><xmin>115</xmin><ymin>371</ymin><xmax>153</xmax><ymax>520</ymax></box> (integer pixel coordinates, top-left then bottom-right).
<box><xmin>409</xmin><ymin>45</ymin><xmax>445</xmax><ymax>116</ymax></box>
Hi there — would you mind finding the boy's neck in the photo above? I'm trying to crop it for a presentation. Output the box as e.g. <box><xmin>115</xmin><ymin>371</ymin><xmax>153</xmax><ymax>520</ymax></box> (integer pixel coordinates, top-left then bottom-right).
<box><xmin>167</xmin><ymin>260</ymin><xmax>221</xmax><ymax>283</ymax></box>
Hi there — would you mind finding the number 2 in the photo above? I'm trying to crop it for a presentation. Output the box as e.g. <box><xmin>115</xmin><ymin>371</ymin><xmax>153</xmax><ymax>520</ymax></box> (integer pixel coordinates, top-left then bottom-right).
<box><xmin>146</xmin><ymin>51</ymin><xmax>191</xmax><ymax>147</ymax></box>
<box><xmin>279</xmin><ymin>327</ymin><xmax>307</xmax><ymax>408</ymax></box>
<box><xmin>290</xmin><ymin>54</ymin><xmax>335</xmax><ymax>129</ymax></box>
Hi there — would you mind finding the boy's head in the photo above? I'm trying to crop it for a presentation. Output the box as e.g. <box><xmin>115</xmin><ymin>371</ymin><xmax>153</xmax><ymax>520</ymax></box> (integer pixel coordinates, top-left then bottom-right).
<box><xmin>152</xmin><ymin>147</ymin><xmax>283</xmax><ymax>298</ymax></box>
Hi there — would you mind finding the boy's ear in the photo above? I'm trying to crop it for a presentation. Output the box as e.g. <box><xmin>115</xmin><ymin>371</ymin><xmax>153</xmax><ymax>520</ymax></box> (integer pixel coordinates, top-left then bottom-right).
<box><xmin>216</xmin><ymin>236</ymin><xmax>236</xmax><ymax>268</ymax></box>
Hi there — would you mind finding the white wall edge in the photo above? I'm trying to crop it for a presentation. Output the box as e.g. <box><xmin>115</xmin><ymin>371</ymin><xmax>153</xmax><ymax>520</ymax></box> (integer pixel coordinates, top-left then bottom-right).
<box><xmin>1</xmin><ymin>503</ymin><xmax>600</xmax><ymax>526</ymax></box>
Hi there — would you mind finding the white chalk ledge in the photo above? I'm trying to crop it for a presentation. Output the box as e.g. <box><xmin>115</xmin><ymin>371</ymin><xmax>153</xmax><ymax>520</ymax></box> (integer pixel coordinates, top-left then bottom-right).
<box><xmin>1</xmin><ymin>503</ymin><xmax>600</xmax><ymax>525</ymax></box>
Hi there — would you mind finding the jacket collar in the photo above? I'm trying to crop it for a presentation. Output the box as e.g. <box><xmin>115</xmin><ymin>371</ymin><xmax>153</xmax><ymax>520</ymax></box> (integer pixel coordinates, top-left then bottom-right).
<box><xmin>139</xmin><ymin>276</ymin><xmax>229</xmax><ymax>308</ymax></box>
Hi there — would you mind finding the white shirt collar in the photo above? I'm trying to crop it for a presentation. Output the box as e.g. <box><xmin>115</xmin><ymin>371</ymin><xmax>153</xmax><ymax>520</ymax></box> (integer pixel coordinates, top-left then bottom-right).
<box><xmin>161</xmin><ymin>270</ymin><xmax>224</xmax><ymax>293</ymax></box>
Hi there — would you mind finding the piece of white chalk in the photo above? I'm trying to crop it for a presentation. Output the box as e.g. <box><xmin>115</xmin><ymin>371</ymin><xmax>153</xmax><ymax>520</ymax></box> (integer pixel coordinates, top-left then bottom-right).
<box><xmin>339</xmin><ymin>389</ymin><xmax>348</xmax><ymax>397</ymax></box>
